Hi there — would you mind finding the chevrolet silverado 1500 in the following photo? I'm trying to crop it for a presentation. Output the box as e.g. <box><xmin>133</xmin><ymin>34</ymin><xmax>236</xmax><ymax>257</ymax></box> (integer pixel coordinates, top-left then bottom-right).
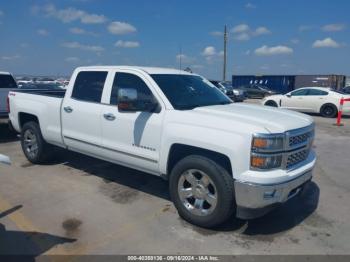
<box><xmin>8</xmin><ymin>66</ymin><xmax>316</xmax><ymax>227</ymax></box>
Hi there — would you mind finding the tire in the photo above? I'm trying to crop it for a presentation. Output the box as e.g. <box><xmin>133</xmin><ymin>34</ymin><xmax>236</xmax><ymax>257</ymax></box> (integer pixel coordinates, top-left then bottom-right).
<box><xmin>21</xmin><ymin>121</ymin><xmax>53</xmax><ymax>164</ymax></box>
<box><xmin>265</xmin><ymin>100</ymin><xmax>278</xmax><ymax>107</ymax></box>
<box><xmin>169</xmin><ymin>155</ymin><xmax>236</xmax><ymax>228</ymax></box>
<box><xmin>320</xmin><ymin>104</ymin><xmax>338</xmax><ymax>118</ymax></box>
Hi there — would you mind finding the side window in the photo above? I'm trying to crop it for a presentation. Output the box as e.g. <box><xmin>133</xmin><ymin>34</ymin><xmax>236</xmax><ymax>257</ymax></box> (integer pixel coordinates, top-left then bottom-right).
<box><xmin>110</xmin><ymin>73</ymin><xmax>156</xmax><ymax>106</ymax></box>
<box><xmin>71</xmin><ymin>71</ymin><xmax>108</xmax><ymax>103</ymax></box>
<box><xmin>307</xmin><ymin>89</ymin><xmax>328</xmax><ymax>96</ymax></box>
<box><xmin>291</xmin><ymin>89</ymin><xmax>309</xmax><ymax>96</ymax></box>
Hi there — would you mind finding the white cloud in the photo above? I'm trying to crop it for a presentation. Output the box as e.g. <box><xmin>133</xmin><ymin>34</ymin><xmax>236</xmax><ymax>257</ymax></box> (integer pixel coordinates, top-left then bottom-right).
<box><xmin>69</xmin><ymin>27</ymin><xmax>97</xmax><ymax>36</ymax></box>
<box><xmin>37</xmin><ymin>29</ymin><xmax>49</xmax><ymax>36</ymax></box>
<box><xmin>322</xmin><ymin>24</ymin><xmax>346</xmax><ymax>32</ymax></box>
<box><xmin>190</xmin><ymin>64</ymin><xmax>203</xmax><ymax>69</ymax></box>
<box><xmin>62</xmin><ymin>41</ymin><xmax>104</xmax><ymax>52</ymax></box>
<box><xmin>312</xmin><ymin>37</ymin><xmax>340</xmax><ymax>48</ymax></box>
<box><xmin>234</xmin><ymin>33</ymin><xmax>250</xmax><ymax>41</ymax></box>
<box><xmin>1</xmin><ymin>55</ymin><xmax>21</xmax><ymax>60</ymax></box>
<box><xmin>201</xmin><ymin>46</ymin><xmax>224</xmax><ymax>63</ymax></box>
<box><xmin>201</xmin><ymin>46</ymin><xmax>216</xmax><ymax>56</ymax></box>
<box><xmin>232</xmin><ymin>24</ymin><xmax>250</xmax><ymax>33</ymax></box>
<box><xmin>108</xmin><ymin>21</ymin><xmax>137</xmax><ymax>35</ymax></box>
<box><xmin>210</xmin><ymin>31</ymin><xmax>223</xmax><ymax>37</ymax></box>
<box><xmin>232</xmin><ymin>24</ymin><xmax>271</xmax><ymax>41</ymax></box>
<box><xmin>176</xmin><ymin>54</ymin><xmax>194</xmax><ymax>64</ymax></box>
<box><xmin>245</xmin><ymin>3</ymin><xmax>256</xmax><ymax>8</ymax></box>
<box><xmin>34</xmin><ymin>4</ymin><xmax>107</xmax><ymax>24</ymax></box>
<box><xmin>115</xmin><ymin>40</ymin><xmax>140</xmax><ymax>48</ymax></box>
<box><xmin>253</xmin><ymin>27</ymin><xmax>271</xmax><ymax>36</ymax></box>
<box><xmin>65</xmin><ymin>57</ymin><xmax>80</xmax><ymax>62</ymax></box>
<box><xmin>254</xmin><ymin>45</ymin><xmax>293</xmax><ymax>56</ymax></box>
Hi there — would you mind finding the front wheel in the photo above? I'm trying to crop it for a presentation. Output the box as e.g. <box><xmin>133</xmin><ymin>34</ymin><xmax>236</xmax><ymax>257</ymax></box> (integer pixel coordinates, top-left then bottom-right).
<box><xmin>169</xmin><ymin>155</ymin><xmax>236</xmax><ymax>228</ymax></box>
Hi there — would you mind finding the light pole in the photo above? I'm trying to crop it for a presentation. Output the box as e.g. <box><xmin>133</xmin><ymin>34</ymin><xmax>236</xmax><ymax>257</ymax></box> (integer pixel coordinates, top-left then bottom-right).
<box><xmin>223</xmin><ymin>25</ymin><xmax>228</xmax><ymax>82</ymax></box>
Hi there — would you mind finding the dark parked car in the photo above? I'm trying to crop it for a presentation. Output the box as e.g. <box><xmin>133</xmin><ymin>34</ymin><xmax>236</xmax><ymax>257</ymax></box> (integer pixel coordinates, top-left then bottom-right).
<box><xmin>342</xmin><ymin>86</ymin><xmax>350</xmax><ymax>94</ymax></box>
<box><xmin>239</xmin><ymin>84</ymin><xmax>276</xmax><ymax>99</ymax></box>
<box><xmin>210</xmin><ymin>80</ymin><xmax>246</xmax><ymax>102</ymax></box>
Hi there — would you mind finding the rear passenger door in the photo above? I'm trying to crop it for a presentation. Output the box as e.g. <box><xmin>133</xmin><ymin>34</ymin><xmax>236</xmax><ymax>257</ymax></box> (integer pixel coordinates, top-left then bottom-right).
<box><xmin>99</xmin><ymin>70</ymin><xmax>164</xmax><ymax>174</ymax></box>
<box><xmin>301</xmin><ymin>89</ymin><xmax>329</xmax><ymax>112</ymax></box>
<box><xmin>61</xmin><ymin>70</ymin><xmax>108</xmax><ymax>156</ymax></box>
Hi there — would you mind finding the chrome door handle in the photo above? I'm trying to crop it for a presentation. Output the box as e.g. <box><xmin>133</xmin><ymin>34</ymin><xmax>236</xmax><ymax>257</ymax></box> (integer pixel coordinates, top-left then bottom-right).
<box><xmin>64</xmin><ymin>106</ymin><xmax>73</xmax><ymax>113</ymax></box>
<box><xmin>103</xmin><ymin>113</ymin><xmax>116</xmax><ymax>121</ymax></box>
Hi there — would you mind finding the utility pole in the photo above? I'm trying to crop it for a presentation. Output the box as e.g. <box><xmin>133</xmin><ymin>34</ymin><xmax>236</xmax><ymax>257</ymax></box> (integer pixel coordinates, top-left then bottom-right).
<box><xmin>223</xmin><ymin>25</ymin><xmax>228</xmax><ymax>82</ymax></box>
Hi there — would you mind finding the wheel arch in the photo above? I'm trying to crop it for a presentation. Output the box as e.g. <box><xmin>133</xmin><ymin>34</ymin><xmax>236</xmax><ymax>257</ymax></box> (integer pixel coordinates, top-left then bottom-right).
<box><xmin>18</xmin><ymin>112</ymin><xmax>40</xmax><ymax>129</ymax></box>
<box><xmin>166</xmin><ymin>143</ymin><xmax>233</xmax><ymax>179</ymax></box>
<box><xmin>320</xmin><ymin>103</ymin><xmax>338</xmax><ymax>114</ymax></box>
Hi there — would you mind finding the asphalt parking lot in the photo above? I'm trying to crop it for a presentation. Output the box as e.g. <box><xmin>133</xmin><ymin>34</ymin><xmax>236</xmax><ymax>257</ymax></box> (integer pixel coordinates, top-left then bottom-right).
<box><xmin>1</xmin><ymin>101</ymin><xmax>350</xmax><ymax>256</ymax></box>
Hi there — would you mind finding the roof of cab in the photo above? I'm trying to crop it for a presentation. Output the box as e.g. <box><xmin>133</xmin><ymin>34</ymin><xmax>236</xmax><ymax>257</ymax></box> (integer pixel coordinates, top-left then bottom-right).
<box><xmin>0</xmin><ymin>71</ymin><xmax>11</xmax><ymax>75</ymax></box>
<box><xmin>75</xmin><ymin>66</ymin><xmax>193</xmax><ymax>75</ymax></box>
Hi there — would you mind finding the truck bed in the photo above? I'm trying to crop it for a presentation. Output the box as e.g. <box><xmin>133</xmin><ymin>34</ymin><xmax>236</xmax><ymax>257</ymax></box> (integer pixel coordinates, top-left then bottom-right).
<box><xmin>14</xmin><ymin>89</ymin><xmax>66</xmax><ymax>98</ymax></box>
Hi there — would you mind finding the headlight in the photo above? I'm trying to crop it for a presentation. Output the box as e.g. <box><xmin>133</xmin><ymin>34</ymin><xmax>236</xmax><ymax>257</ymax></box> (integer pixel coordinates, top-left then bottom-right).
<box><xmin>251</xmin><ymin>135</ymin><xmax>284</xmax><ymax>153</ymax></box>
<box><xmin>251</xmin><ymin>134</ymin><xmax>285</xmax><ymax>170</ymax></box>
<box><xmin>233</xmin><ymin>90</ymin><xmax>239</xmax><ymax>95</ymax></box>
<box><xmin>251</xmin><ymin>154</ymin><xmax>283</xmax><ymax>170</ymax></box>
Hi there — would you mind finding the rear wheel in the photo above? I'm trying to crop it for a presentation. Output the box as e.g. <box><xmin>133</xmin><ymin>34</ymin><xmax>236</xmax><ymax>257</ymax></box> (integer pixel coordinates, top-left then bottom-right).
<box><xmin>320</xmin><ymin>104</ymin><xmax>337</xmax><ymax>118</ymax></box>
<box><xmin>21</xmin><ymin>121</ymin><xmax>54</xmax><ymax>164</ymax></box>
<box><xmin>265</xmin><ymin>100</ymin><xmax>278</xmax><ymax>107</ymax></box>
<box><xmin>169</xmin><ymin>155</ymin><xmax>235</xmax><ymax>228</ymax></box>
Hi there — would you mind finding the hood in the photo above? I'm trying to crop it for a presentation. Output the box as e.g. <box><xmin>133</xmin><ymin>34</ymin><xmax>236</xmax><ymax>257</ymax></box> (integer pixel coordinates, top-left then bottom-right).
<box><xmin>192</xmin><ymin>103</ymin><xmax>313</xmax><ymax>133</ymax></box>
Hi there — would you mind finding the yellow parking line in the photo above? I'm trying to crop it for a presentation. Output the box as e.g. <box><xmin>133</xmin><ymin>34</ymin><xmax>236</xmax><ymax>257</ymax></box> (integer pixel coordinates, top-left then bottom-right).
<box><xmin>0</xmin><ymin>195</ymin><xmax>39</xmax><ymax>233</ymax></box>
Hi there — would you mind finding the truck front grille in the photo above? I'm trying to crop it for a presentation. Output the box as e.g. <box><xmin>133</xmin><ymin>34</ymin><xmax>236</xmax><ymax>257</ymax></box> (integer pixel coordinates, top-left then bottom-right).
<box><xmin>289</xmin><ymin>133</ymin><xmax>309</xmax><ymax>147</ymax></box>
<box><xmin>286</xmin><ymin>149</ymin><xmax>309</xmax><ymax>169</ymax></box>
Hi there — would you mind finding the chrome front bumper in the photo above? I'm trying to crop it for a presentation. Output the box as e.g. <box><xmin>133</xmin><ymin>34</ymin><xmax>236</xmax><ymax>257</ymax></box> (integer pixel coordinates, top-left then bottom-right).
<box><xmin>234</xmin><ymin>170</ymin><xmax>313</xmax><ymax>219</ymax></box>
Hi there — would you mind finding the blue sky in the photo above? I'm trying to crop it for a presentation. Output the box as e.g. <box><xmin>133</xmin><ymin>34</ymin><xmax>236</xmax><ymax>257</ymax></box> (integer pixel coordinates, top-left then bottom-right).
<box><xmin>0</xmin><ymin>0</ymin><xmax>349</xmax><ymax>79</ymax></box>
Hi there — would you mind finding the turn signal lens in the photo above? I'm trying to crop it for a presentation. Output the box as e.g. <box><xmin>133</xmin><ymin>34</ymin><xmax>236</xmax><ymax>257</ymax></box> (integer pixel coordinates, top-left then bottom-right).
<box><xmin>253</xmin><ymin>138</ymin><xmax>268</xmax><ymax>148</ymax></box>
<box><xmin>251</xmin><ymin>155</ymin><xmax>283</xmax><ymax>169</ymax></box>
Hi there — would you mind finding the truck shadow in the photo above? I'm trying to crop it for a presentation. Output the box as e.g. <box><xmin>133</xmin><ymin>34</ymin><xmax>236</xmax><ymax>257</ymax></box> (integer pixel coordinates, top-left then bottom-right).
<box><xmin>0</xmin><ymin>121</ymin><xmax>18</xmax><ymax>143</ymax></box>
<box><xmin>55</xmin><ymin>150</ymin><xmax>319</xmax><ymax>235</ymax></box>
<box><xmin>216</xmin><ymin>181</ymin><xmax>320</xmax><ymax>235</ymax></box>
<box><xmin>0</xmin><ymin>205</ymin><xmax>76</xmax><ymax>258</ymax></box>
<box><xmin>56</xmin><ymin>150</ymin><xmax>170</xmax><ymax>201</ymax></box>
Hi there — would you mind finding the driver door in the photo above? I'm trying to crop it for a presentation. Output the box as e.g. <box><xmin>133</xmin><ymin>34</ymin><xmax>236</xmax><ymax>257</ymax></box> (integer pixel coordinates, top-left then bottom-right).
<box><xmin>281</xmin><ymin>89</ymin><xmax>309</xmax><ymax>111</ymax></box>
<box><xmin>99</xmin><ymin>70</ymin><xmax>164</xmax><ymax>174</ymax></box>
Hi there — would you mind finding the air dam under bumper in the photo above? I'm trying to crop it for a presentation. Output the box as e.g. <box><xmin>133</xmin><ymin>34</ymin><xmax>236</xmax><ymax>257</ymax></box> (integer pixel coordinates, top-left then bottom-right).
<box><xmin>234</xmin><ymin>170</ymin><xmax>313</xmax><ymax>219</ymax></box>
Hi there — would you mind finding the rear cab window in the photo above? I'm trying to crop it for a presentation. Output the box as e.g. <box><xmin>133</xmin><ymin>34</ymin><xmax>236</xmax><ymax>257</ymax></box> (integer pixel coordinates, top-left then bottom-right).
<box><xmin>0</xmin><ymin>74</ymin><xmax>18</xmax><ymax>89</ymax></box>
<box><xmin>71</xmin><ymin>71</ymin><xmax>108</xmax><ymax>103</ymax></box>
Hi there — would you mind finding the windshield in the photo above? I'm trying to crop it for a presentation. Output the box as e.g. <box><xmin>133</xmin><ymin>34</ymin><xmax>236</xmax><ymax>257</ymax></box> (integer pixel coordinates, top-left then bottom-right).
<box><xmin>0</xmin><ymin>74</ymin><xmax>18</xmax><ymax>89</ymax></box>
<box><xmin>151</xmin><ymin>74</ymin><xmax>232</xmax><ymax>110</ymax></box>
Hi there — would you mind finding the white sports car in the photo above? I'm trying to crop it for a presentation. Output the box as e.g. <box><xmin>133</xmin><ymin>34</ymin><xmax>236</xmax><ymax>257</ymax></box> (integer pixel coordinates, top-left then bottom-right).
<box><xmin>262</xmin><ymin>87</ymin><xmax>350</xmax><ymax>118</ymax></box>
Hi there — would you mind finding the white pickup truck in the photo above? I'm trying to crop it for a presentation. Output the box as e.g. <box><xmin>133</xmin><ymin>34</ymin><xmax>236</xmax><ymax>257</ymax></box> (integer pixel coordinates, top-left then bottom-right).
<box><xmin>8</xmin><ymin>66</ymin><xmax>316</xmax><ymax>227</ymax></box>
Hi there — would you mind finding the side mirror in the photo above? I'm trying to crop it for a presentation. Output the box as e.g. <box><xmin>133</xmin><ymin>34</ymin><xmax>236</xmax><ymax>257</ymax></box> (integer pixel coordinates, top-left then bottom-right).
<box><xmin>118</xmin><ymin>88</ymin><xmax>138</xmax><ymax>112</ymax></box>
<box><xmin>117</xmin><ymin>88</ymin><xmax>159</xmax><ymax>113</ymax></box>
<box><xmin>286</xmin><ymin>94</ymin><xmax>292</xmax><ymax>98</ymax></box>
